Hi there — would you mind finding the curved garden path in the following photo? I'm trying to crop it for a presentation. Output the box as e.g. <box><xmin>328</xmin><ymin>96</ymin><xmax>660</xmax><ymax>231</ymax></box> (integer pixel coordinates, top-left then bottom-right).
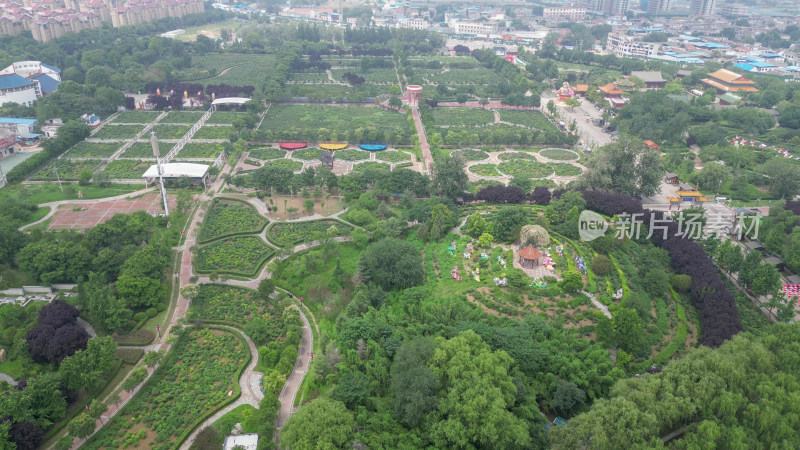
<box><xmin>274</xmin><ymin>304</ymin><xmax>313</xmax><ymax>439</ymax></box>
<box><xmin>581</xmin><ymin>290</ymin><xmax>612</xmax><ymax>319</ymax></box>
<box><xmin>18</xmin><ymin>187</ymin><xmax>157</xmax><ymax>232</ymax></box>
<box><xmin>77</xmin><ymin>318</ymin><xmax>97</xmax><ymax>338</ymax></box>
<box><xmin>0</xmin><ymin>373</ymin><xmax>18</xmax><ymax>387</ymax></box>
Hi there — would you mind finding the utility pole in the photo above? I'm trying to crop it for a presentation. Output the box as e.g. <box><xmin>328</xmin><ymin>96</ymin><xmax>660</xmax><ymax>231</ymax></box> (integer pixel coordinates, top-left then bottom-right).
<box><xmin>151</xmin><ymin>132</ymin><xmax>169</xmax><ymax>216</ymax></box>
<box><xmin>54</xmin><ymin>166</ymin><xmax>62</xmax><ymax>192</ymax></box>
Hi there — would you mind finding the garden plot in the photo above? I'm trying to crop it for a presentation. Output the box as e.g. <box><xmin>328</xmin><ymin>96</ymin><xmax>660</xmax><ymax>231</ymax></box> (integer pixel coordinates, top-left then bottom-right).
<box><xmin>427</xmin><ymin>68</ymin><xmax>506</xmax><ymax>84</ymax></box>
<box><xmin>333</xmin><ymin>149</ymin><xmax>369</xmax><ymax>161</ymax></box>
<box><xmin>193</xmin><ymin>126</ymin><xmax>234</xmax><ymax>140</ymax></box>
<box><xmin>352</xmin><ymin>161</ymin><xmax>390</xmax><ymax>172</ymax></box>
<box><xmin>451</xmin><ymin>149</ymin><xmax>489</xmax><ymax>161</ymax></box>
<box><xmin>112</xmin><ymin>110</ymin><xmax>160</xmax><ymax>124</ymax></box>
<box><xmin>469</xmin><ymin>164</ymin><xmax>503</xmax><ymax>177</ymax></box>
<box><xmin>330</xmin><ymin>68</ymin><xmax>398</xmax><ymax>84</ymax></box>
<box><xmin>497</xmin><ymin>151</ymin><xmax>538</xmax><ymax>161</ymax></box>
<box><xmin>186</xmin><ymin>53</ymin><xmax>276</xmax><ymax>86</ymax></box>
<box><xmin>92</xmin><ymin>124</ymin><xmax>145</xmax><ymax>140</ymax></box>
<box><xmin>247</xmin><ymin>147</ymin><xmax>286</xmax><ymax>160</ymax></box>
<box><xmin>31</xmin><ymin>159</ymin><xmax>103</xmax><ymax>181</ymax></box>
<box><xmin>287</xmin><ymin>72</ymin><xmax>330</xmax><ymax>83</ymax></box>
<box><xmin>539</xmin><ymin>148</ymin><xmax>580</xmax><ymax>161</ymax></box>
<box><xmin>278</xmin><ymin>83</ymin><xmax>384</xmax><ymax>103</ymax></box>
<box><xmin>84</xmin><ymin>328</ymin><xmax>248</xmax><ymax>449</ymax></box>
<box><xmin>262</xmin><ymin>159</ymin><xmax>302</xmax><ymax>172</ymax></box>
<box><xmin>100</xmin><ymin>160</ymin><xmax>151</xmax><ymax>179</ymax></box>
<box><xmin>498</xmin><ymin>110</ymin><xmax>561</xmax><ymax>133</ymax></box>
<box><xmin>120</xmin><ymin>142</ymin><xmax>166</xmax><ymax>159</ymax></box>
<box><xmin>261</xmin><ymin>195</ymin><xmax>345</xmax><ymax>221</ymax></box>
<box><xmin>432</xmin><ymin>108</ymin><xmax>494</xmax><ymax>127</ymax></box>
<box><xmin>498</xmin><ymin>160</ymin><xmax>554</xmax><ymax>179</ymax></box>
<box><xmin>375</xmin><ymin>150</ymin><xmax>412</xmax><ymax>163</ymax></box>
<box><xmin>162</xmin><ymin>111</ymin><xmax>203</xmax><ymax>124</ymax></box>
<box><xmin>151</xmin><ymin>124</ymin><xmax>192</xmax><ymax>140</ymax></box>
<box><xmin>65</xmin><ymin>142</ymin><xmax>121</xmax><ymax>158</ymax></box>
<box><xmin>258</xmin><ymin>104</ymin><xmax>412</xmax><ymax>145</ymax></box>
<box><xmin>196</xmin><ymin>236</ymin><xmax>274</xmax><ymax>276</ymax></box>
<box><xmin>206</xmin><ymin>112</ymin><xmax>247</xmax><ymax>124</ymax></box>
<box><xmin>267</xmin><ymin>220</ymin><xmax>350</xmax><ymax>247</ymax></box>
<box><xmin>177</xmin><ymin>142</ymin><xmax>228</xmax><ymax>159</ymax></box>
<box><xmin>199</xmin><ymin>198</ymin><xmax>267</xmax><ymax>244</ymax></box>
<box><xmin>291</xmin><ymin>148</ymin><xmax>325</xmax><ymax>161</ymax></box>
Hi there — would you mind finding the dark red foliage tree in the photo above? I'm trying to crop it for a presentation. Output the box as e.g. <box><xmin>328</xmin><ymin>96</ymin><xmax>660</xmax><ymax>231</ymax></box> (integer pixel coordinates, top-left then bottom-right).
<box><xmin>168</xmin><ymin>93</ymin><xmax>183</xmax><ymax>110</ymax></box>
<box><xmin>146</xmin><ymin>94</ymin><xmax>169</xmax><ymax>110</ymax></box>
<box><xmin>125</xmin><ymin>96</ymin><xmax>136</xmax><ymax>110</ymax></box>
<box><xmin>531</xmin><ymin>186</ymin><xmax>552</xmax><ymax>205</ymax></box>
<box><xmin>785</xmin><ymin>200</ymin><xmax>800</xmax><ymax>216</ymax></box>
<box><xmin>10</xmin><ymin>421</ymin><xmax>43</xmax><ymax>450</ymax></box>
<box><xmin>25</xmin><ymin>300</ymin><xmax>89</xmax><ymax>364</ymax></box>
<box><xmin>477</xmin><ymin>185</ymin><xmax>524</xmax><ymax>204</ymax></box>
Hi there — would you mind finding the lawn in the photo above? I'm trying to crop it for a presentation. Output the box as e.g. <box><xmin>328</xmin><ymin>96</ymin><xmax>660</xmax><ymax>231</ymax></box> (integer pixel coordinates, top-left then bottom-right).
<box><xmin>432</xmin><ymin>108</ymin><xmax>494</xmax><ymax>127</ymax></box>
<box><xmin>31</xmin><ymin>159</ymin><xmax>103</xmax><ymax>181</ymax></box>
<box><xmin>267</xmin><ymin>220</ymin><xmax>351</xmax><ymax>247</ymax></box>
<box><xmin>247</xmin><ymin>147</ymin><xmax>286</xmax><ymax>160</ymax></box>
<box><xmin>352</xmin><ymin>161</ymin><xmax>390</xmax><ymax>171</ymax></box>
<box><xmin>333</xmin><ymin>149</ymin><xmax>369</xmax><ymax>161</ymax></box>
<box><xmin>64</xmin><ymin>142</ymin><xmax>121</xmax><ymax>158</ymax></box>
<box><xmin>259</xmin><ymin>104</ymin><xmax>412</xmax><ymax>145</ymax></box>
<box><xmin>206</xmin><ymin>112</ymin><xmax>247</xmax><ymax>124</ymax></box>
<box><xmin>427</xmin><ymin>67</ymin><xmax>506</xmax><ymax>84</ymax></box>
<box><xmin>0</xmin><ymin>183</ymin><xmax>145</xmax><ymax>205</ymax></box>
<box><xmin>278</xmin><ymin>83</ymin><xmax>385</xmax><ymax>102</ymax></box>
<box><xmin>196</xmin><ymin>236</ymin><xmax>274</xmax><ymax>276</ymax></box>
<box><xmin>553</xmin><ymin>163</ymin><xmax>583</xmax><ymax>176</ymax></box>
<box><xmin>330</xmin><ymin>68</ymin><xmax>398</xmax><ymax>84</ymax></box>
<box><xmin>100</xmin><ymin>160</ymin><xmax>150</xmax><ymax>179</ymax></box>
<box><xmin>162</xmin><ymin>111</ymin><xmax>203</xmax><ymax>124</ymax></box>
<box><xmin>177</xmin><ymin>142</ymin><xmax>228</xmax><ymax>159</ymax></box>
<box><xmin>92</xmin><ymin>125</ymin><xmax>145</xmax><ymax>140</ymax></box>
<box><xmin>497</xmin><ymin>151</ymin><xmax>538</xmax><ymax>161</ymax></box>
<box><xmin>288</xmin><ymin>72</ymin><xmax>330</xmax><ymax>83</ymax></box>
<box><xmin>198</xmin><ymin>198</ymin><xmax>267</xmax><ymax>243</ymax></box>
<box><xmin>263</xmin><ymin>159</ymin><xmax>302</xmax><ymax>172</ymax></box>
<box><xmin>112</xmin><ymin>111</ymin><xmax>160</xmax><ymax>124</ymax></box>
<box><xmin>151</xmin><ymin>124</ymin><xmax>192</xmax><ymax>140</ymax></box>
<box><xmin>84</xmin><ymin>328</ymin><xmax>249</xmax><ymax>450</ymax></box>
<box><xmin>192</xmin><ymin>126</ymin><xmax>234</xmax><ymax>140</ymax></box>
<box><xmin>498</xmin><ymin>160</ymin><xmax>554</xmax><ymax>178</ymax></box>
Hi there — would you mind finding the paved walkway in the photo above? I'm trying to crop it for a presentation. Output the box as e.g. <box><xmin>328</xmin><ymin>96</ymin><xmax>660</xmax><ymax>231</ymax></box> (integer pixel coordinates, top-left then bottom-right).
<box><xmin>411</xmin><ymin>107</ymin><xmax>432</xmax><ymax>175</ymax></box>
<box><xmin>77</xmin><ymin>318</ymin><xmax>97</xmax><ymax>338</ymax></box>
<box><xmin>0</xmin><ymin>373</ymin><xmax>18</xmax><ymax>386</ymax></box>
<box><xmin>581</xmin><ymin>290</ymin><xmax>612</xmax><ymax>319</ymax></box>
<box><xmin>274</xmin><ymin>304</ymin><xmax>313</xmax><ymax>443</ymax></box>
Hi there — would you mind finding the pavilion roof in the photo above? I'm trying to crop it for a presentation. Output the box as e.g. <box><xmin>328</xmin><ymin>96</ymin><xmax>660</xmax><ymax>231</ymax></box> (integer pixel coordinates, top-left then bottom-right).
<box><xmin>518</xmin><ymin>245</ymin><xmax>542</xmax><ymax>260</ymax></box>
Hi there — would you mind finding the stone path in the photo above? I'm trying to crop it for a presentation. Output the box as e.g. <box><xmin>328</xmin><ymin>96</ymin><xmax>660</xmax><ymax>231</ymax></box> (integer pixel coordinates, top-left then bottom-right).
<box><xmin>411</xmin><ymin>107</ymin><xmax>432</xmax><ymax>175</ymax></box>
<box><xmin>0</xmin><ymin>373</ymin><xmax>18</xmax><ymax>387</ymax></box>
<box><xmin>274</xmin><ymin>304</ymin><xmax>313</xmax><ymax>443</ymax></box>
<box><xmin>77</xmin><ymin>318</ymin><xmax>97</xmax><ymax>338</ymax></box>
<box><xmin>581</xmin><ymin>290</ymin><xmax>612</xmax><ymax>319</ymax></box>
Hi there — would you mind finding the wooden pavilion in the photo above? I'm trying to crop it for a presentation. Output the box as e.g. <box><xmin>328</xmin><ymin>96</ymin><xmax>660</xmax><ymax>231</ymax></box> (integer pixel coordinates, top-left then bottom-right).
<box><xmin>518</xmin><ymin>245</ymin><xmax>543</xmax><ymax>269</ymax></box>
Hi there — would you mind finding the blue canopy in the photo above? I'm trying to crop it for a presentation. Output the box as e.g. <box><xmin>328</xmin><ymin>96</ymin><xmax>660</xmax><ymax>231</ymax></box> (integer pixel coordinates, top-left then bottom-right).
<box><xmin>359</xmin><ymin>143</ymin><xmax>387</xmax><ymax>151</ymax></box>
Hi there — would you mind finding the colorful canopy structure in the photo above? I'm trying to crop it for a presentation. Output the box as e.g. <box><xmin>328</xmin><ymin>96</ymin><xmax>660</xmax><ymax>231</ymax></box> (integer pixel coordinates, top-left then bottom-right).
<box><xmin>279</xmin><ymin>141</ymin><xmax>308</xmax><ymax>150</ymax></box>
<box><xmin>360</xmin><ymin>143</ymin><xmax>387</xmax><ymax>151</ymax></box>
<box><xmin>320</xmin><ymin>142</ymin><xmax>348</xmax><ymax>150</ymax></box>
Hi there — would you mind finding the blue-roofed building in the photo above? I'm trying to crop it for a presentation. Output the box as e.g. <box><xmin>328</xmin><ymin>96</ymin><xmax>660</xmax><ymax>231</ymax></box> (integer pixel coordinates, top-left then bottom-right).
<box><xmin>761</xmin><ymin>52</ymin><xmax>782</xmax><ymax>59</ymax></box>
<box><xmin>0</xmin><ymin>74</ymin><xmax>40</xmax><ymax>107</ymax></box>
<box><xmin>0</xmin><ymin>117</ymin><xmax>38</xmax><ymax>137</ymax></box>
<box><xmin>735</xmin><ymin>61</ymin><xmax>775</xmax><ymax>72</ymax></box>
<box><xmin>31</xmin><ymin>73</ymin><xmax>60</xmax><ymax>94</ymax></box>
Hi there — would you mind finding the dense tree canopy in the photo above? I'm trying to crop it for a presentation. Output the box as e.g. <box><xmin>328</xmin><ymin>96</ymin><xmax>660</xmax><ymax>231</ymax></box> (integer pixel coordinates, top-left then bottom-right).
<box><xmin>358</xmin><ymin>238</ymin><xmax>424</xmax><ymax>290</ymax></box>
<box><xmin>581</xmin><ymin>135</ymin><xmax>664</xmax><ymax>198</ymax></box>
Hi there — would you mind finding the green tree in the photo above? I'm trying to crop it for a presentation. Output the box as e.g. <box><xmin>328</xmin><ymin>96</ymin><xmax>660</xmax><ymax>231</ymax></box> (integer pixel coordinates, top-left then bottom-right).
<box><xmin>143</xmin><ymin>350</ymin><xmax>163</xmax><ymax>368</ymax></box>
<box><xmin>122</xmin><ymin>366</ymin><xmax>147</xmax><ymax>391</ymax></box>
<box><xmin>456</xmin><ymin>93</ymin><xmax>469</xmax><ymax>105</ymax></box>
<box><xmin>763</xmin><ymin>159</ymin><xmax>800</xmax><ymax>199</ymax></box>
<box><xmin>258</xmin><ymin>278</ymin><xmax>275</xmax><ymax>299</ymax></box>
<box><xmin>582</xmin><ymin>134</ymin><xmax>664</xmax><ymax>197</ymax></box>
<box><xmin>492</xmin><ymin>206</ymin><xmax>528</xmax><ymax>242</ymax></box>
<box><xmin>717</xmin><ymin>240</ymin><xmax>744</xmax><ymax>274</ymax></box>
<box><xmin>179</xmin><ymin>284</ymin><xmax>198</xmax><ymax>301</ymax></box>
<box><xmin>671</xmin><ymin>274</ymin><xmax>692</xmax><ymax>292</ymax></box>
<box><xmin>559</xmin><ymin>269</ymin><xmax>584</xmax><ymax>293</ymax></box>
<box><xmin>592</xmin><ymin>255</ymin><xmax>612</xmax><ymax>275</ymax></box>
<box><xmin>280</xmin><ymin>398</ymin><xmax>355</xmax><ymax>450</ymax></box>
<box><xmin>428</xmin><ymin>203</ymin><xmax>454</xmax><ymax>240</ymax></box>
<box><xmin>86</xmin><ymin>400</ymin><xmax>107</xmax><ymax>420</ymax></box>
<box><xmin>552</xmin><ymin>379</ymin><xmax>586</xmax><ymax>417</ymax></box>
<box><xmin>510</xmin><ymin>176</ymin><xmax>532</xmax><ymax>193</ymax></box>
<box><xmin>478</xmin><ymin>233</ymin><xmax>494</xmax><ymax>248</ymax></box>
<box><xmin>778</xmin><ymin>105</ymin><xmax>800</xmax><ymax>129</ymax></box>
<box><xmin>116</xmin><ymin>274</ymin><xmax>165</xmax><ymax>309</ymax></box>
<box><xmin>432</xmin><ymin>154</ymin><xmax>469</xmax><ymax>199</ymax></box>
<box><xmin>391</xmin><ymin>337</ymin><xmax>440</xmax><ymax>428</ymax></box>
<box><xmin>750</xmin><ymin>263</ymin><xmax>780</xmax><ymax>297</ymax></box>
<box><xmin>465</xmin><ymin>213</ymin><xmax>488</xmax><ymax>238</ymax></box>
<box><xmin>612</xmin><ymin>307</ymin><xmax>645</xmax><ymax>355</ymax></box>
<box><xmin>77</xmin><ymin>169</ymin><xmax>93</xmax><ymax>186</ymax></box>
<box><xmin>738</xmin><ymin>249</ymin><xmax>763</xmax><ymax>289</ymax></box>
<box><xmin>68</xmin><ymin>413</ymin><xmax>96</xmax><ymax>439</ymax></box>
<box><xmin>641</xmin><ymin>269</ymin><xmax>670</xmax><ymax>298</ymax></box>
<box><xmin>58</xmin><ymin>336</ymin><xmax>117</xmax><ymax>391</ymax></box>
<box><xmin>358</xmin><ymin>238</ymin><xmax>424</xmax><ymax>290</ymax></box>
<box><xmin>428</xmin><ymin>330</ymin><xmax>531</xmax><ymax>448</ymax></box>
<box><xmin>692</xmin><ymin>162</ymin><xmax>730</xmax><ymax>192</ymax></box>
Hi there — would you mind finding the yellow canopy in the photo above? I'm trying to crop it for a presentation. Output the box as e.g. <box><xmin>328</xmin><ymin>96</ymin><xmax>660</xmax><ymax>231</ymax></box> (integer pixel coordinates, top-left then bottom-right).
<box><xmin>320</xmin><ymin>142</ymin><xmax>348</xmax><ymax>150</ymax></box>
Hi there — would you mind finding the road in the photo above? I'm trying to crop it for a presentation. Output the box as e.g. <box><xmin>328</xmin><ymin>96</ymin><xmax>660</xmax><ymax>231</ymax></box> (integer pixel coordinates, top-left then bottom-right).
<box><xmin>542</xmin><ymin>92</ymin><xmax>611</xmax><ymax>150</ymax></box>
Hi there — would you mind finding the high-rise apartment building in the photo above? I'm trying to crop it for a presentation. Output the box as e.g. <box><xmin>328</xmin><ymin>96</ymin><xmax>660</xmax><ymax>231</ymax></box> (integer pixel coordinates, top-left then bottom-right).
<box><xmin>647</xmin><ymin>0</ymin><xmax>672</xmax><ymax>14</ymax></box>
<box><xmin>690</xmin><ymin>0</ymin><xmax>716</xmax><ymax>15</ymax></box>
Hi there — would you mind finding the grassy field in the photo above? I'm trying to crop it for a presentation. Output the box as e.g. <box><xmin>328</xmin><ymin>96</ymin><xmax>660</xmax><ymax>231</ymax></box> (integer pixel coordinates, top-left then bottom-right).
<box><xmin>185</xmin><ymin>54</ymin><xmax>277</xmax><ymax>86</ymax></box>
<box><xmin>174</xmin><ymin>20</ymin><xmax>244</xmax><ymax>42</ymax></box>
<box><xmin>0</xmin><ymin>183</ymin><xmax>145</xmax><ymax>205</ymax></box>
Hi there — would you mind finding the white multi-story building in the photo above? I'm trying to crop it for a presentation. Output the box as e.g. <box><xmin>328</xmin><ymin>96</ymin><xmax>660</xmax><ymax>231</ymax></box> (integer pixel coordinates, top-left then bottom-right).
<box><xmin>717</xmin><ymin>3</ymin><xmax>747</xmax><ymax>15</ymax></box>
<box><xmin>0</xmin><ymin>74</ymin><xmax>40</xmax><ymax>107</ymax></box>
<box><xmin>0</xmin><ymin>60</ymin><xmax>61</xmax><ymax>106</ymax></box>
<box><xmin>647</xmin><ymin>0</ymin><xmax>673</xmax><ymax>14</ymax></box>
<box><xmin>607</xmin><ymin>32</ymin><xmax>661</xmax><ymax>58</ymax></box>
<box><xmin>0</xmin><ymin>61</ymin><xmax>62</xmax><ymax>81</ymax></box>
<box><xmin>690</xmin><ymin>0</ymin><xmax>716</xmax><ymax>15</ymax></box>
<box><xmin>543</xmin><ymin>7</ymin><xmax>587</xmax><ymax>21</ymax></box>
<box><xmin>451</xmin><ymin>21</ymin><xmax>499</xmax><ymax>35</ymax></box>
<box><xmin>397</xmin><ymin>17</ymin><xmax>428</xmax><ymax>30</ymax></box>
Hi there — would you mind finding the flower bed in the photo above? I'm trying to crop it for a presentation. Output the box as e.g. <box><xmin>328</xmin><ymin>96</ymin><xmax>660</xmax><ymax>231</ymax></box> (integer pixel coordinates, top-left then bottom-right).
<box><xmin>451</xmin><ymin>149</ymin><xmax>489</xmax><ymax>161</ymax></box>
<box><xmin>162</xmin><ymin>111</ymin><xmax>203</xmax><ymax>124</ymax></box>
<box><xmin>432</xmin><ymin>108</ymin><xmax>493</xmax><ymax>127</ymax></box>
<box><xmin>291</xmin><ymin>148</ymin><xmax>325</xmax><ymax>161</ymax></box>
<box><xmin>352</xmin><ymin>161</ymin><xmax>390</xmax><ymax>171</ymax></box>
<box><xmin>199</xmin><ymin>198</ymin><xmax>267</xmax><ymax>243</ymax></box>
<box><xmin>192</xmin><ymin>285</ymin><xmax>284</xmax><ymax>336</ymax></box>
<box><xmin>334</xmin><ymin>149</ymin><xmax>369</xmax><ymax>161</ymax></box>
<box><xmin>151</xmin><ymin>124</ymin><xmax>191</xmax><ymax>139</ymax></box>
<box><xmin>84</xmin><ymin>328</ymin><xmax>248</xmax><ymax>449</ymax></box>
<box><xmin>263</xmin><ymin>159</ymin><xmax>302</xmax><ymax>171</ymax></box>
<box><xmin>178</xmin><ymin>142</ymin><xmax>228</xmax><ymax>158</ymax></box>
<box><xmin>92</xmin><ymin>124</ymin><xmax>145</xmax><ymax>140</ymax></box>
<box><xmin>497</xmin><ymin>151</ymin><xmax>538</xmax><ymax>161</ymax></box>
<box><xmin>247</xmin><ymin>147</ymin><xmax>286</xmax><ymax>160</ymax></box>
<box><xmin>267</xmin><ymin>220</ymin><xmax>350</xmax><ymax>247</ymax></box>
<box><xmin>112</xmin><ymin>111</ymin><xmax>160</xmax><ymax>124</ymax></box>
<box><xmin>101</xmin><ymin>160</ymin><xmax>150</xmax><ymax>179</ymax></box>
<box><xmin>498</xmin><ymin>160</ymin><xmax>553</xmax><ymax>178</ymax></box>
<box><xmin>31</xmin><ymin>159</ymin><xmax>103</xmax><ymax>181</ymax></box>
<box><xmin>539</xmin><ymin>148</ymin><xmax>579</xmax><ymax>161</ymax></box>
<box><xmin>196</xmin><ymin>236</ymin><xmax>274</xmax><ymax>276</ymax></box>
<box><xmin>469</xmin><ymin>163</ymin><xmax>503</xmax><ymax>177</ymax></box>
<box><xmin>553</xmin><ymin>163</ymin><xmax>582</xmax><ymax>176</ymax></box>
<box><xmin>120</xmin><ymin>142</ymin><xmax>163</xmax><ymax>159</ymax></box>
<box><xmin>375</xmin><ymin>150</ymin><xmax>411</xmax><ymax>163</ymax></box>
<box><xmin>65</xmin><ymin>142</ymin><xmax>121</xmax><ymax>158</ymax></box>
<box><xmin>193</xmin><ymin>126</ymin><xmax>234</xmax><ymax>140</ymax></box>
